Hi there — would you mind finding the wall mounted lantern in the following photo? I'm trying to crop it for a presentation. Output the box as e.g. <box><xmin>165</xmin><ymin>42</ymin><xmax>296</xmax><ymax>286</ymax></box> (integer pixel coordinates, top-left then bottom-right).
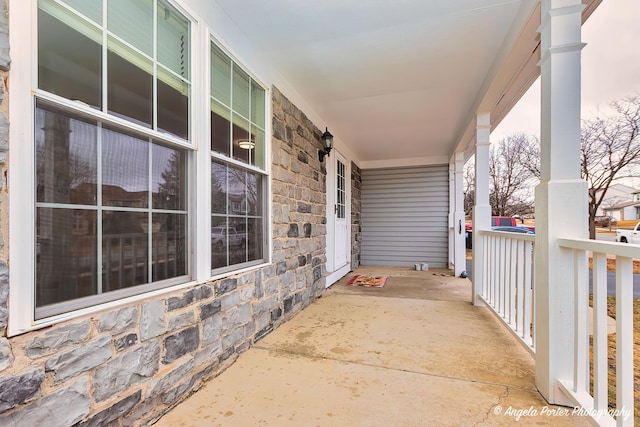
<box><xmin>318</xmin><ymin>127</ymin><xmax>334</xmax><ymax>162</ymax></box>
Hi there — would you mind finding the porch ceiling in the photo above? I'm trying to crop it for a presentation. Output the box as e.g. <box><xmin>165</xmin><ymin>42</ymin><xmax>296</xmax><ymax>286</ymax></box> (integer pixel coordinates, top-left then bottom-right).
<box><xmin>214</xmin><ymin>0</ymin><xmax>537</xmax><ymax>164</ymax></box>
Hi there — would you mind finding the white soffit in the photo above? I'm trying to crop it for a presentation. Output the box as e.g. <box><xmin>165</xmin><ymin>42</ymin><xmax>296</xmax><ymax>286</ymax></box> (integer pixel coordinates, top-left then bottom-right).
<box><xmin>215</xmin><ymin>0</ymin><xmax>529</xmax><ymax>163</ymax></box>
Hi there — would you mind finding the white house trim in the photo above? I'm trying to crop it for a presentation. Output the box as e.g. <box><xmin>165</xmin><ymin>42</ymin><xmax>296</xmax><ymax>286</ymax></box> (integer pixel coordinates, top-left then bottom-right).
<box><xmin>472</xmin><ymin>112</ymin><xmax>492</xmax><ymax>307</ymax></box>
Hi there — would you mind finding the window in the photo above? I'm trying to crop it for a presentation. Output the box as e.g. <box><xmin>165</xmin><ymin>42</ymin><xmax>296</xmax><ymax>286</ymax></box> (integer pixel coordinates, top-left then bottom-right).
<box><xmin>336</xmin><ymin>159</ymin><xmax>346</xmax><ymax>219</ymax></box>
<box><xmin>210</xmin><ymin>42</ymin><xmax>267</xmax><ymax>272</ymax></box>
<box><xmin>34</xmin><ymin>0</ymin><xmax>192</xmax><ymax>318</ymax></box>
<box><xmin>39</xmin><ymin>0</ymin><xmax>191</xmax><ymax>139</ymax></box>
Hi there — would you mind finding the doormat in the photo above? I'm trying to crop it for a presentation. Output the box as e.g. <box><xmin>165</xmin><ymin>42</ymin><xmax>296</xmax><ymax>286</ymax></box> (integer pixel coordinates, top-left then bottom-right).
<box><xmin>346</xmin><ymin>275</ymin><xmax>387</xmax><ymax>287</ymax></box>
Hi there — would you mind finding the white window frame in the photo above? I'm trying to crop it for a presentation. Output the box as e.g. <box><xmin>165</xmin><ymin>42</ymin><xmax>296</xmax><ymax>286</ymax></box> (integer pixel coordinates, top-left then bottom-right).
<box><xmin>208</xmin><ymin>34</ymin><xmax>271</xmax><ymax>278</ymax></box>
<box><xmin>8</xmin><ymin>0</ymin><xmax>205</xmax><ymax>336</ymax></box>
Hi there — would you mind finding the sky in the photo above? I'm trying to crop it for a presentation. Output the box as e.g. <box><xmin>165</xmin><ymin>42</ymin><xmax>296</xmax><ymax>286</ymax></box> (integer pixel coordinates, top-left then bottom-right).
<box><xmin>492</xmin><ymin>0</ymin><xmax>640</xmax><ymax>142</ymax></box>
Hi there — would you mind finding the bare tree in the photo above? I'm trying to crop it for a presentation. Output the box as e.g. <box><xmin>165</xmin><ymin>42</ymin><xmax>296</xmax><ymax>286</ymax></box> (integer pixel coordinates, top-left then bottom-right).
<box><xmin>463</xmin><ymin>158</ymin><xmax>475</xmax><ymax>216</ymax></box>
<box><xmin>489</xmin><ymin>134</ymin><xmax>536</xmax><ymax>216</ymax></box>
<box><xmin>463</xmin><ymin>133</ymin><xmax>537</xmax><ymax>218</ymax></box>
<box><xmin>583</xmin><ymin>96</ymin><xmax>640</xmax><ymax>238</ymax></box>
<box><xmin>522</xmin><ymin>95</ymin><xmax>640</xmax><ymax>239</ymax></box>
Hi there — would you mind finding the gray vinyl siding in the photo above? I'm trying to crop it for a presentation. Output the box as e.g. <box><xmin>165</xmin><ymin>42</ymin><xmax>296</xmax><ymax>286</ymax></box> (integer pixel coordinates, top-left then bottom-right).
<box><xmin>360</xmin><ymin>165</ymin><xmax>449</xmax><ymax>267</ymax></box>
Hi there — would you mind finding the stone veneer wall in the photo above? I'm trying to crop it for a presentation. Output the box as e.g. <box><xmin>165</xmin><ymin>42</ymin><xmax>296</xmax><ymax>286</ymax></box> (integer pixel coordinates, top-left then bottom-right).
<box><xmin>351</xmin><ymin>162</ymin><xmax>362</xmax><ymax>268</ymax></box>
<box><xmin>0</xmin><ymin>76</ymin><xmax>327</xmax><ymax>427</ymax></box>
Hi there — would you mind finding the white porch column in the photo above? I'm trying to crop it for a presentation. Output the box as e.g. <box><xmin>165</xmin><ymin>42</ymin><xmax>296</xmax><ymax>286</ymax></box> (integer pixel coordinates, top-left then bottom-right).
<box><xmin>448</xmin><ymin>159</ymin><xmax>455</xmax><ymax>269</ymax></box>
<box><xmin>472</xmin><ymin>113</ymin><xmax>491</xmax><ymax>306</ymax></box>
<box><xmin>535</xmin><ymin>0</ymin><xmax>587</xmax><ymax>405</ymax></box>
<box><xmin>453</xmin><ymin>152</ymin><xmax>466</xmax><ymax>277</ymax></box>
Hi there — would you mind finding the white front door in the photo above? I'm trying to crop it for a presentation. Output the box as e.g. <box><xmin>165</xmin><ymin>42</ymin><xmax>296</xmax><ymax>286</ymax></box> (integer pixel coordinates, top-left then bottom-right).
<box><xmin>334</xmin><ymin>152</ymin><xmax>348</xmax><ymax>268</ymax></box>
<box><xmin>325</xmin><ymin>150</ymin><xmax>350</xmax><ymax>287</ymax></box>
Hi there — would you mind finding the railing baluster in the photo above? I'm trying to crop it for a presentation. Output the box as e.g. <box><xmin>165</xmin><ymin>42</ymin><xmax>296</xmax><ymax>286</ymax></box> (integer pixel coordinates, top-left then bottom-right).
<box><xmin>497</xmin><ymin>237</ymin><xmax>503</xmax><ymax>313</ymax></box>
<box><xmin>573</xmin><ymin>249</ymin><xmax>588</xmax><ymax>394</ymax></box>
<box><xmin>616</xmin><ymin>256</ymin><xmax>634</xmax><ymax>426</ymax></box>
<box><xmin>509</xmin><ymin>238</ymin><xmax>517</xmax><ymax>326</ymax></box>
<box><xmin>523</xmin><ymin>240</ymin><xmax>533</xmax><ymax>347</ymax></box>
<box><xmin>592</xmin><ymin>253</ymin><xmax>608</xmax><ymax>412</ymax></box>
<box><xmin>516</xmin><ymin>239</ymin><xmax>525</xmax><ymax>338</ymax></box>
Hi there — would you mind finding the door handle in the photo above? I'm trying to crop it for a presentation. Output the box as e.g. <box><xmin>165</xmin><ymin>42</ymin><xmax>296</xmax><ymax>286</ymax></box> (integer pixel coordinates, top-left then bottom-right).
<box><xmin>458</xmin><ymin>220</ymin><xmax>462</xmax><ymax>234</ymax></box>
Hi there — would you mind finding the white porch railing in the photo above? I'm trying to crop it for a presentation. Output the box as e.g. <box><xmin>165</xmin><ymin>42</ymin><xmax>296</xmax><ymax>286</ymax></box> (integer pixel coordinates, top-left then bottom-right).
<box><xmin>476</xmin><ymin>233</ymin><xmax>636</xmax><ymax>424</ymax></box>
<box><xmin>477</xmin><ymin>230</ymin><xmax>535</xmax><ymax>354</ymax></box>
<box><xmin>557</xmin><ymin>238</ymin><xmax>636</xmax><ymax>427</ymax></box>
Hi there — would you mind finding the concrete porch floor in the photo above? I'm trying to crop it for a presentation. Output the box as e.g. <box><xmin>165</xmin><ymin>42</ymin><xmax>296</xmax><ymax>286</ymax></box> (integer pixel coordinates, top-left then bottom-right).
<box><xmin>154</xmin><ymin>267</ymin><xmax>590</xmax><ymax>426</ymax></box>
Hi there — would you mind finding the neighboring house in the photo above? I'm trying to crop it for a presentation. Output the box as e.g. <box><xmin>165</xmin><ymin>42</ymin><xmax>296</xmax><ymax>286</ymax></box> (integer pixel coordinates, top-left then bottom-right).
<box><xmin>602</xmin><ymin>189</ymin><xmax>640</xmax><ymax>221</ymax></box>
<box><xmin>595</xmin><ymin>183</ymin><xmax>636</xmax><ymax>216</ymax></box>
<box><xmin>604</xmin><ymin>201</ymin><xmax>638</xmax><ymax>221</ymax></box>
<box><xmin>0</xmin><ymin>1</ymin><xmax>613</xmax><ymax>426</ymax></box>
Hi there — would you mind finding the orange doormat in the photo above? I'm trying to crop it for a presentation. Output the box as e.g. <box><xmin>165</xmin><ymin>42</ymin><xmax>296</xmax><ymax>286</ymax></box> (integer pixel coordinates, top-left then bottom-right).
<box><xmin>346</xmin><ymin>275</ymin><xmax>387</xmax><ymax>287</ymax></box>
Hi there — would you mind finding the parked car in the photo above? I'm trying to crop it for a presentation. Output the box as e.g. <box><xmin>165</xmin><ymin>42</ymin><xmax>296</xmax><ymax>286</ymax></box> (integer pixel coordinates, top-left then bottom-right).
<box><xmin>615</xmin><ymin>221</ymin><xmax>640</xmax><ymax>243</ymax></box>
<box><xmin>466</xmin><ymin>224</ymin><xmax>534</xmax><ymax>249</ymax></box>
<box><xmin>466</xmin><ymin>216</ymin><xmax>518</xmax><ymax>232</ymax></box>
<box><xmin>211</xmin><ymin>226</ymin><xmax>246</xmax><ymax>248</ymax></box>
<box><xmin>491</xmin><ymin>226</ymin><xmax>535</xmax><ymax>234</ymax></box>
<box><xmin>491</xmin><ymin>216</ymin><xmax>518</xmax><ymax>227</ymax></box>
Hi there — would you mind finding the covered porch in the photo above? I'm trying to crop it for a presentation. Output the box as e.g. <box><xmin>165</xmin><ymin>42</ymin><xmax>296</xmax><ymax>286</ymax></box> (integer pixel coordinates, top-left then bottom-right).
<box><xmin>155</xmin><ymin>266</ymin><xmax>589</xmax><ymax>426</ymax></box>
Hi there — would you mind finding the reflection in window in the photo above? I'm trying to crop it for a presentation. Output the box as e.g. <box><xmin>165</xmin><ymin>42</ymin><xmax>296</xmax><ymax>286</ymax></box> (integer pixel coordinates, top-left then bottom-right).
<box><xmin>210</xmin><ymin>40</ymin><xmax>267</xmax><ymax>273</ymax></box>
<box><xmin>36</xmin><ymin>104</ymin><xmax>98</xmax><ymax>205</ymax></box>
<box><xmin>38</xmin><ymin>5</ymin><xmax>102</xmax><ymax>109</ymax></box>
<box><xmin>102</xmin><ymin>128</ymin><xmax>149</xmax><ymax>208</ymax></box>
<box><xmin>210</xmin><ymin>42</ymin><xmax>265</xmax><ymax>169</ymax></box>
<box><xmin>211</xmin><ymin>160</ymin><xmax>263</xmax><ymax>270</ymax></box>
<box><xmin>153</xmin><ymin>144</ymin><xmax>187</xmax><ymax>211</ymax></box>
<box><xmin>39</xmin><ymin>0</ymin><xmax>191</xmax><ymax>140</ymax></box>
<box><xmin>211</xmin><ymin>104</ymin><xmax>231</xmax><ymax>157</ymax></box>
<box><xmin>107</xmin><ymin>38</ymin><xmax>153</xmax><ymax>127</ymax></box>
<box><xmin>153</xmin><ymin>213</ymin><xmax>187</xmax><ymax>281</ymax></box>
<box><xmin>35</xmin><ymin>100</ymin><xmax>189</xmax><ymax>316</ymax></box>
<box><xmin>102</xmin><ymin>211</ymin><xmax>148</xmax><ymax>291</ymax></box>
<box><xmin>37</xmin><ymin>208</ymin><xmax>98</xmax><ymax>307</ymax></box>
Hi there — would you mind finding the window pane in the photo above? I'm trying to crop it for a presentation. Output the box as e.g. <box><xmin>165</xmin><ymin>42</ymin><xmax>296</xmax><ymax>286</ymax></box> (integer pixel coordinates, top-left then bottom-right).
<box><xmin>232</xmin><ymin>115</ymin><xmax>250</xmax><ymax>164</ymax></box>
<box><xmin>211</xmin><ymin>161</ymin><xmax>228</xmax><ymax>214</ymax></box>
<box><xmin>107</xmin><ymin>0</ymin><xmax>153</xmax><ymax>56</ymax></box>
<box><xmin>37</xmin><ymin>208</ymin><xmax>98</xmax><ymax>307</ymax></box>
<box><xmin>107</xmin><ymin>37</ymin><xmax>153</xmax><ymax>128</ymax></box>
<box><xmin>250</xmin><ymin>125</ymin><xmax>265</xmax><ymax>169</ymax></box>
<box><xmin>102</xmin><ymin>211</ymin><xmax>148</xmax><ymax>291</ymax></box>
<box><xmin>211</xmin><ymin>101</ymin><xmax>231</xmax><ymax>156</ymax></box>
<box><xmin>247</xmin><ymin>217</ymin><xmax>263</xmax><ymax>262</ymax></box>
<box><xmin>251</xmin><ymin>81</ymin><xmax>265</xmax><ymax>128</ymax></box>
<box><xmin>158</xmin><ymin>0</ymin><xmax>190</xmax><ymax>80</ymax></box>
<box><xmin>59</xmin><ymin>0</ymin><xmax>103</xmax><ymax>24</ymax></box>
<box><xmin>211</xmin><ymin>217</ymin><xmax>228</xmax><ymax>269</ymax></box>
<box><xmin>102</xmin><ymin>127</ymin><xmax>149</xmax><ymax>208</ymax></box>
<box><xmin>38</xmin><ymin>6</ymin><xmax>102</xmax><ymax>108</ymax></box>
<box><xmin>158</xmin><ymin>76</ymin><xmax>189</xmax><ymax>140</ymax></box>
<box><xmin>227</xmin><ymin>165</ymin><xmax>246</xmax><ymax>215</ymax></box>
<box><xmin>36</xmin><ymin>101</ymin><xmax>98</xmax><ymax>205</ymax></box>
<box><xmin>152</xmin><ymin>213</ymin><xmax>187</xmax><ymax>281</ymax></box>
<box><xmin>153</xmin><ymin>144</ymin><xmax>186</xmax><ymax>211</ymax></box>
<box><xmin>232</xmin><ymin>65</ymin><xmax>250</xmax><ymax>119</ymax></box>
<box><xmin>228</xmin><ymin>217</ymin><xmax>247</xmax><ymax>265</ymax></box>
<box><xmin>211</xmin><ymin>44</ymin><xmax>231</xmax><ymax>106</ymax></box>
<box><xmin>246</xmin><ymin>172</ymin><xmax>262</xmax><ymax>216</ymax></box>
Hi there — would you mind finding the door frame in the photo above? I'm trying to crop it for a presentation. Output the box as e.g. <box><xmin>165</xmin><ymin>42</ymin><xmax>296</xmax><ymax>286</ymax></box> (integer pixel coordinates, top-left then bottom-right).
<box><xmin>325</xmin><ymin>149</ymin><xmax>351</xmax><ymax>287</ymax></box>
